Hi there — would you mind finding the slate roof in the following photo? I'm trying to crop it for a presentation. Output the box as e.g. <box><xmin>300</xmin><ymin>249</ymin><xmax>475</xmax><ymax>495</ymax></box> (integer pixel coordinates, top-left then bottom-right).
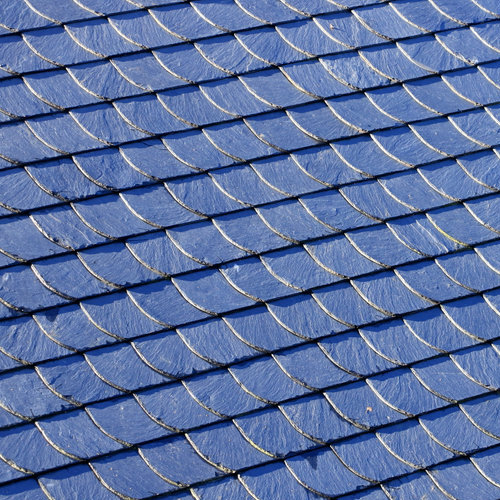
<box><xmin>0</xmin><ymin>0</ymin><xmax>500</xmax><ymax>498</ymax></box>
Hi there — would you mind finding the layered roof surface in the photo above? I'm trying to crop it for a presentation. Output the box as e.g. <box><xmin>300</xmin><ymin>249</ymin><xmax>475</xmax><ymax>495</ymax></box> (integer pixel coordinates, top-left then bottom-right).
<box><xmin>0</xmin><ymin>0</ymin><xmax>499</xmax><ymax>498</ymax></box>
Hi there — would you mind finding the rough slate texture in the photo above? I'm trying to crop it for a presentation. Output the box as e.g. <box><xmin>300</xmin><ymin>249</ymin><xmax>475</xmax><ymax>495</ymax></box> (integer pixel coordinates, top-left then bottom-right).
<box><xmin>0</xmin><ymin>0</ymin><xmax>500</xmax><ymax>498</ymax></box>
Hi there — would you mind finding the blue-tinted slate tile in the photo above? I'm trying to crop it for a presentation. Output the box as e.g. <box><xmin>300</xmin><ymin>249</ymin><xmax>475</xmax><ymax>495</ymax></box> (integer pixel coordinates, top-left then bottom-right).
<box><xmin>82</xmin><ymin>291</ymin><xmax>163</xmax><ymax>338</ymax></box>
<box><xmin>0</xmin><ymin>264</ymin><xmax>68</xmax><ymax>313</ymax></box>
<box><xmin>80</xmin><ymin>240</ymin><xmax>158</xmax><ymax>287</ymax></box>
<box><xmin>288</xmin><ymin>102</ymin><xmax>357</xmax><ymax>142</ymax></box>
<box><xmin>292</xmin><ymin>145</ymin><xmax>364</xmax><ymax>186</ymax></box>
<box><xmin>140</xmin><ymin>436</ymin><xmax>223</xmax><ymax>484</ymax></box>
<box><xmin>238</xmin><ymin>0</ymin><xmax>304</xmax><ymax>23</ymax></box>
<box><xmin>257</xmin><ymin>199</ymin><xmax>334</xmax><ymax>242</ymax></box>
<box><xmin>185</xmin><ymin>369</ymin><xmax>266</xmax><ymax>416</ymax></box>
<box><xmin>267</xmin><ymin>294</ymin><xmax>347</xmax><ymax>340</ymax></box>
<box><xmin>230</xmin><ymin>356</ymin><xmax>309</xmax><ymax>403</ymax></box>
<box><xmin>413</xmin><ymin>356</ymin><xmax>486</xmax><ymax>402</ymax></box>
<box><xmin>471</xmin><ymin>448</ymin><xmax>500</xmax><ymax>488</ymax></box>
<box><xmin>88</xmin><ymin>396</ymin><xmax>169</xmax><ymax>446</ymax></box>
<box><xmin>306</xmin><ymin>235</ymin><xmax>381</xmax><ymax>278</ymax></box>
<box><xmin>114</xmin><ymin>95</ymin><xmax>189</xmax><ymax>135</ymax></box>
<box><xmin>134</xmin><ymin>330</ymin><xmax>213</xmax><ymax>378</ymax></box>
<box><xmin>452</xmin><ymin>344</ymin><xmax>500</xmax><ymax>390</ymax></box>
<box><xmin>443</xmin><ymin>295</ymin><xmax>500</xmax><ymax>341</ymax></box>
<box><xmin>39</xmin><ymin>464</ymin><xmax>118</xmax><ymax>500</ymax></box>
<box><xmin>91</xmin><ymin>450</ymin><xmax>174</xmax><ymax>497</ymax></box>
<box><xmin>209</xmin><ymin>164</ymin><xmax>283</xmax><ymax>205</ymax></box>
<box><xmin>281</xmin><ymin>59</ymin><xmax>353</xmax><ymax>99</ymax></box>
<box><xmin>214</xmin><ymin>209</ymin><xmax>287</xmax><ymax>254</ymax></box>
<box><xmin>0</xmin><ymin>368</ymin><xmax>73</xmax><ymax>419</ymax></box>
<box><xmin>192</xmin><ymin>0</ymin><xmax>262</xmax><ymax>31</ymax></box>
<box><xmin>235</xmin><ymin>407</ymin><xmax>314</xmax><ymax>458</ymax></box>
<box><xmin>261</xmin><ymin>246</ymin><xmax>337</xmax><ymax>290</ymax></box>
<box><xmin>421</xmin><ymin>406</ymin><xmax>497</xmax><ymax>453</ymax></box>
<box><xmin>74</xmin><ymin>149</ymin><xmax>149</xmax><ymax>191</ymax></box>
<box><xmin>138</xmin><ymin>383</ymin><xmax>220</xmax><ymax>431</ymax></box>
<box><xmin>379</xmin><ymin>420</ymin><xmax>454</xmax><ymax>469</ymax></box>
<box><xmin>154</xmin><ymin>44</ymin><xmax>228</xmax><ymax>83</ymax></box>
<box><xmin>33</xmin><ymin>253</ymin><xmax>112</xmax><ymax>299</ymax></box>
<box><xmin>24</xmin><ymin>0</ymin><xmax>93</xmax><ymax>22</ymax></box>
<box><xmin>23</xmin><ymin>28</ymin><xmax>95</xmax><ymax>67</ymax></box>
<box><xmin>221</xmin><ymin>257</ymin><xmax>293</xmax><ymax>301</ymax></box>
<box><xmin>437</xmin><ymin>249</ymin><xmax>500</xmax><ymax>292</ymax></box>
<box><xmin>224</xmin><ymin>305</ymin><xmax>300</xmax><ymax>350</ymax></box>
<box><xmin>0</xmin><ymin>480</ymin><xmax>46</xmax><ymax>500</ymax></box>
<box><xmin>252</xmin><ymin>155</ymin><xmax>322</xmax><ymax>197</ymax></box>
<box><xmin>321</xmin><ymin>52</ymin><xmax>390</xmax><ymax>90</ymax></box>
<box><xmin>188</xmin><ymin>421</ymin><xmax>269</xmax><ymax>472</ymax></box>
<box><xmin>73</xmin><ymin>194</ymin><xmax>152</xmax><ymax>239</ymax></box>
<box><xmin>380</xmin><ymin>170</ymin><xmax>449</xmax><ymax>211</ymax></box>
<box><xmin>325</xmin><ymin>381</ymin><xmax>405</xmax><ymax>429</ymax></box>
<box><xmin>195</xmin><ymin>477</ymin><xmax>254</xmax><ymax>500</ymax></box>
<box><xmin>275</xmin><ymin>343</ymin><xmax>355</xmax><ymax>390</ymax></box>
<box><xmin>387</xmin><ymin>214</ymin><xmax>461</xmax><ymax>257</ymax></box>
<box><xmin>111</xmin><ymin>52</ymin><xmax>183</xmax><ymax>92</ymax></box>
<box><xmin>474</xmin><ymin>20</ymin><xmax>500</xmax><ymax>49</ymax></box>
<box><xmin>281</xmin><ymin>394</ymin><xmax>357</xmax><ymax>443</ymax></box>
<box><xmin>120</xmin><ymin>138</ymin><xmax>195</xmax><ymax>179</ymax></box>
<box><xmin>179</xmin><ymin>317</ymin><xmax>257</xmax><ymax>365</ymax></box>
<box><xmin>26</xmin><ymin>157</ymin><xmax>104</xmax><ymax>201</ymax></box>
<box><xmin>368</xmin><ymin>368</ymin><xmax>448</xmax><ymax>416</ymax></box>
<box><xmin>333</xmin><ymin>134</ymin><xmax>409</xmax><ymax>177</ymax></box>
<box><xmin>300</xmin><ymin>190</ymin><xmax>376</xmax><ymax>232</ymax></box>
<box><xmin>342</xmin><ymin>180</ymin><xmax>412</xmax><ymax>220</ymax></box>
<box><xmin>66</xmin><ymin>18</ymin><xmax>138</xmax><ymax>57</ymax></box>
<box><xmin>0</xmin><ymin>168</ymin><xmax>59</xmax><ymax>212</ymax></box>
<box><xmin>465</xmin><ymin>194</ymin><xmax>500</xmax><ymax>233</ymax></box>
<box><xmin>361</xmin><ymin>44</ymin><xmax>430</xmax><ymax>82</ymax></box>
<box><xmin>372</xmin><ymin>126</ymin><xmax>444</xmax><ymax>166</ymax></box>
<box><xmin>396</xmin><ymin>261</ymin><xmax>469</xmax><ymax>303</ymax></box>
<box><xmin>38</xmin><ymin>355</ymin><xmax>121</xmax><ymax>404</ymax></box>
<box><xmin>34</xmin><ymin>304</ymin><xmax>115</xmax><ymax>351</ymax></box>
<box><xmin>0</xmin><ymin>121</ymin><xmax>59</xmax><ymax>164</ymax></box>
<box><xmin>452</xmin><ymin>107</ymin><xmax>500</xmax><ymax>148</ymax></box>
<box><xmin>476</xmin><ymin>240</ymin><xmax>500</xmax><ymax>274</ymax></box>
<box><xmin>320</xmin><ymin>331</ymin><xmax>396</xmax><ymax>377</ymax></box>
<box><xmin>0</xmin><ymin>78</ymin><xmax>54</xmax><ymax>118</ymax></box>
<box><xmin>108</xmin><ymin>10</ymin><xmax>181</xmax><ymax>48</ymax></box>
<box><xmin>86</xmin><ymin>343</ymin><xmax>166</xmax><ymax>391</ymax></box>
<box><xmin>69</xmin><ymin>59</ymin><xmax>144</xmax><ymax>100</ymax></box>
<box><xmin>347</xmin><ymin>224</ymin><xmax>421</xmax><ymax>267</ymax></box>
<box><xmin>411</xmin><ymin>118</ymin><xmax>483</xmax><ymax>157</ymax></box>
<box><xmin>335</xmin><ymin>432</ymin><xmax>414</xmax><ymax>481</ymax></box>
<box><xmin>0</xmin><ymin>216</ymin><xmax>65</xmax><ymax>262</ymax></box>
<box><xmin>201</xmin><ymin>77</ymin><xmax>272</xmax><ymax>117</ymax></box>
<box><xmin>167</xmin><ymin>221</ymin><xmax>245</xmax><ymax>266</ymax></box>
<box><xmin>286</xmin><ymin>448</ymin><xmax>370</xmax><ymax>497</ymax></box>
<box><xmin>0</xmin><ymin>2</ymin><xmax>54</xmax><ymax>30</ymax></box>
<box><xmin>38</xmin><ymin>410</ymin><xmax>122</xmax><ymax>459</ymax></box>
<box><xmin>427</xmin><ymin>205</ymin><xmax>494</xmax><ymax>246</ymax></box>
<box><xmin>443</xmin><ymin>67</ymin><xmax>500</xmax><ymax>105</ymax></box>
<box><xmin>151</xmin><ymin>4</ymin><xmax>223</xmax><ymax>40</ymax></box>
<box><xmin>314</xmin><ymin>11</ymin><xmax>385</xmax><ymax>49</ymax></box>
<box><xmin>24</xmin><ymin>70</ymin><xmax>99</xmax><ymax>109</ymax></box>
<box><xmin>367</xmin><ymin>85</ymin><xmax>436</xmax><ymax>123</ymax></box>
<box><xmin>438</xmin><ymin>27</ymin><xmax>499</xmax><ymax>64</ymax></box>
<box><xmin>277</xmin><ymin>19</ymin><xmax>345</xmax><ymax>57</ymax></box>
<box><xmin>360</xmin><ymin>319</ymin><xmax>437</xmax><ymax>365</ymax></box>
<box><xmin>71</xmin><ymin>103</ymin><xmax>147</xmax><ymax>145</ymax></box>
<box><xmin>384</xmin><ymin>472</ymin><xmax>449</xmax><ymax>500</ymax></box>
<box><xmin>158</xmin><ymin>87</ymin><xmax>230</xmax><ymax>128</ymax></box>
<box><xmin>280</xmin><ymin>0</ymin><xmax>342</xmax><ymax>15</ymax></box>
<box><xmin>122</xmin><ymin>184</ymin><xmax>203</xmax><ymax>227</ymax></box>
<box><xmin>27</xmin><ymin>113</ymin><xmax>104</xmax><ymax>154</ymax></box>
<box><xmin>0</xmin><ymin>424</ymin><xmax>70</xmax><ymax>473</ymax></box>
<box><xmin>391</xmin><ymin>0</ymin><xmax>459</xmax><ymax>32</ymax></box>
<box><xmin>173</xmin><ymin>269</ymin><xmax>255</xmax><ymax>314</ymax></box>
<box><xmin>404</xmin><ymin>77</ymin><xmax>472</xmax><ymax>115</ymax></box>
<box><xmin>240</xmin><ymin>68</ymin><xmax>311</xmax><ymax>108</ymax></box>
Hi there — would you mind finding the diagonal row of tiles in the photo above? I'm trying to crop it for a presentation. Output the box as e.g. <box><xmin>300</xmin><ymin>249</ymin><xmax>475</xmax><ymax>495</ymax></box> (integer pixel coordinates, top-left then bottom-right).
<box><xmin>1</xmin><ymin>0</ymin><xmax>500</xmax><ymax>499</ymax></box>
